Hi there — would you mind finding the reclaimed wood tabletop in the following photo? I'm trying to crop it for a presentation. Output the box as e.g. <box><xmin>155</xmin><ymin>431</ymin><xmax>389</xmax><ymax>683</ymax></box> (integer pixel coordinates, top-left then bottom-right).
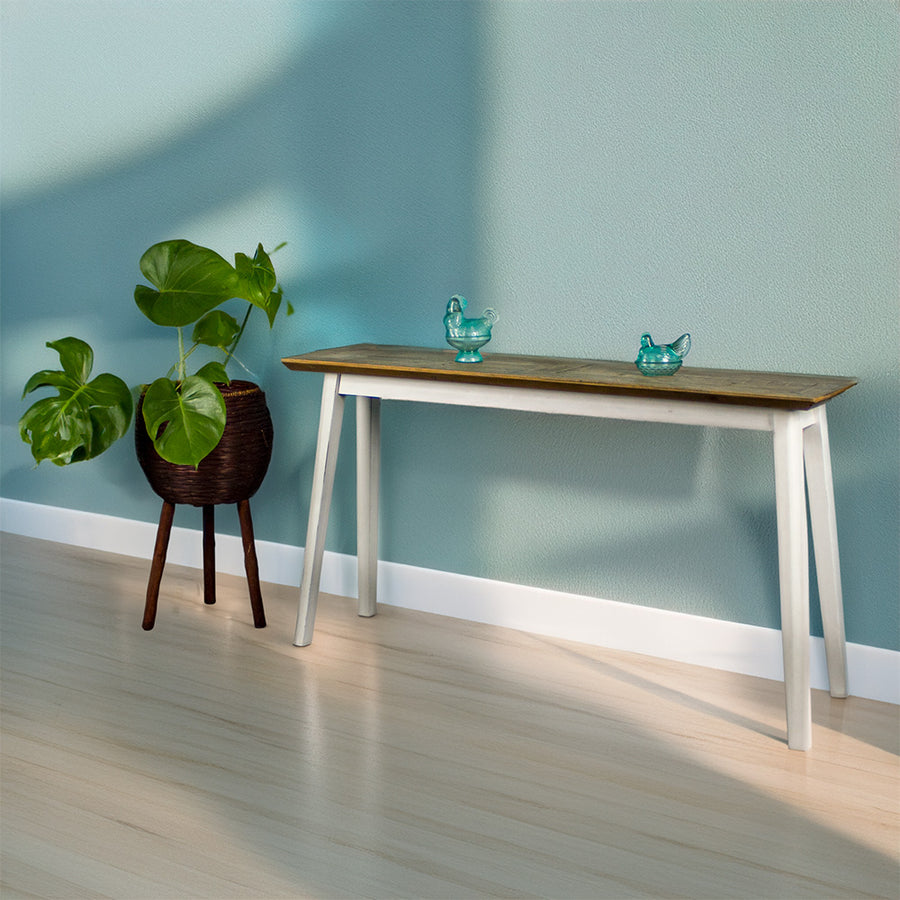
<box><xmin>283</xmin><ymin>344</ymin><xmax>857</xmax><ymax>410</ymax></box>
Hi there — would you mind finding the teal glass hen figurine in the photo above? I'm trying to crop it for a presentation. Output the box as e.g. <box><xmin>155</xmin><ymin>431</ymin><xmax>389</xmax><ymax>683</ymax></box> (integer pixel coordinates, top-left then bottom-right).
<box><xmin>444</xmin><ymin>295</ymin><xmax>498</xmax><ymax>363</ymax></box>
<box><xmin>635</xmin><ymin>332</ymin><xmax>691</xmax><ymax>376</ymax></box>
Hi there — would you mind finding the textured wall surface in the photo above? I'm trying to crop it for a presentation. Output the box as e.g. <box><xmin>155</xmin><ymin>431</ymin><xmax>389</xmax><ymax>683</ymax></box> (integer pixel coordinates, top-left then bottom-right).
<box><xmin>2</xmin><ymin>1</ymin><xmax>897</xmax><ymax>650</ymax></box>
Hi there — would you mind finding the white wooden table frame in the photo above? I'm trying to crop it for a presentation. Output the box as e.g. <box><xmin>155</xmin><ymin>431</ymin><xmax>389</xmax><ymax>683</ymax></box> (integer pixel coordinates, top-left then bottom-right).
<box><xmin>284</xmin><ymin>345</ymin><xmax>855</xmax><ymax>750</ymax></box>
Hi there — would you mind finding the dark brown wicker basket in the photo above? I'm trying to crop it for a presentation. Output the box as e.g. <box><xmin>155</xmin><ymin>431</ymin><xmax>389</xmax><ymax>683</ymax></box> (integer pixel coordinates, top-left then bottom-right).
<box><xmin>135</xmin><ymin>380</ymin><xmax>274</xmax><ymax>506</ymax></box>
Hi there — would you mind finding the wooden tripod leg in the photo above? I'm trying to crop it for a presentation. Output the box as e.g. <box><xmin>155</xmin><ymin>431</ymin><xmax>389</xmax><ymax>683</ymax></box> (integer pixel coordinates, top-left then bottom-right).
<box><xmin>143</xmin><ymin>500</ymin><xmax>176</xmax><ymax>630</ymax></box>
<box><xmin>203</xmin><ymin>504</ymin><xmax>216</xmax><ymax>605</ymax></box>
<box><xmin>237</xmin><ymin>499</ymin><xmax>266</xmax><ymax>628</ymax></box>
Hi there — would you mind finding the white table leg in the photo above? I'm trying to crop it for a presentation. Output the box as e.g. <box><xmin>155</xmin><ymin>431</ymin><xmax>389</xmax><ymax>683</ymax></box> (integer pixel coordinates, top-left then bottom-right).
<box><xmin>356</xmin><ymin>396</ymin><xmax>380</xmax><ymax>617</ymax></box>
<box><xmin>803</xmin><ymin>405</ymin><xmax>848</xmax><ymax>698</ymax></box>
<box><xmin>294</xmin><ymin>374</ymin><xmax>345</xmax><ymax>647</ymax></box>
<box><xmin>773</xmin><ymin>410</ymin><xmax>812</xmax><ymax>750</ymax></box>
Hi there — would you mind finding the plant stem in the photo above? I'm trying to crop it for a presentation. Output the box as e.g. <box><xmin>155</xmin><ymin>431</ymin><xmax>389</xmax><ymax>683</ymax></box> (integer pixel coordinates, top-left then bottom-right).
<box><xmin>169</xmin><ymin>341</ymin><xmax>199</xmax><ymax>375</ymax></box>
<box><xmin>224</xmin><ymin>306</ymin><xmax>253</xmax><ymax>366</ymax></box>
<box><xmin>177</xmin><ymin>327</ymin><xmax>186</xmax><ymax>383</ymax></box>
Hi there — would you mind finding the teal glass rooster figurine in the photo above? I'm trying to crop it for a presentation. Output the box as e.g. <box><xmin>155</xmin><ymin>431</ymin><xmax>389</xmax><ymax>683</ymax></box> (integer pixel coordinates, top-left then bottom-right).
<box><xmin>635</xmin><ymin>333</ymin><xmax>691</xmax><ymax>376</ymax></box>
<box><xmin>443</xmin><ymin>295</ymin><xmax>498</xmax><ymax>363</ymax></box>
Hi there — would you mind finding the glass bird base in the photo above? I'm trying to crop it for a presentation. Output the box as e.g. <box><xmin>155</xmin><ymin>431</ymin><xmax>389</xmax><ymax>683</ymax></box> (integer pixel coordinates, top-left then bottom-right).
<box><xmin>446</xmin><ymin>337</ymin><xmax>490</xmax><ymax>363</ymax></box>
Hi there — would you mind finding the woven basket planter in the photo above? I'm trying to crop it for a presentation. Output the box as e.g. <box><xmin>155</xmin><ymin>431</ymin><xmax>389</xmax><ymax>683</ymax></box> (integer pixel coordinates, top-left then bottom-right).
<box><xmin>135</xmin><ymin>380</ymin><xmax>274</xmax><ymax>506</ymax></box>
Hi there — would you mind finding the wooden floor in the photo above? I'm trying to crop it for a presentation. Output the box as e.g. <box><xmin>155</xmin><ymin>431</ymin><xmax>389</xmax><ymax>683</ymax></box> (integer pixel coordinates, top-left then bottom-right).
<box><xmin>1</xmin><ymin>533</ymin><xmax>897</xmax><ymax>899</ymax></box>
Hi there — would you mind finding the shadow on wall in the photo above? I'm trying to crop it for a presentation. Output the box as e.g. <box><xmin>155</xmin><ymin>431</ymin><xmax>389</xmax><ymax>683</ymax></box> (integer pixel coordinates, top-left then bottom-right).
<box><xmin>0</xmin><ymin>1</ymin><xmax>483</xmax><ymax>539</ymax></box>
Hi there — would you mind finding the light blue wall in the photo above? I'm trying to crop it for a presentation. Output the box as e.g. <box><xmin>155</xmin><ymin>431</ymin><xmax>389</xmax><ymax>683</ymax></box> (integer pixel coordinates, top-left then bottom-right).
<box><xmin>2</xmin><ymin>1</ymin><xmax>897</xmax><ymax>651</ymax></box>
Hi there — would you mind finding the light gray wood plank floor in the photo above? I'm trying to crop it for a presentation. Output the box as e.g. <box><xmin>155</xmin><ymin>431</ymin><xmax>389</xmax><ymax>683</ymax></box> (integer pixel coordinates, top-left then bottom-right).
<box><xmin>1</xmin><ymin>532</ymin><xmax>897</xmax><ymax>899</ymax></box>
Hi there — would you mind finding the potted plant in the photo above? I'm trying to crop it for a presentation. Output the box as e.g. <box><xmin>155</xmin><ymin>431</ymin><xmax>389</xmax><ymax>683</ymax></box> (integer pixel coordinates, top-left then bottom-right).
<box><xmin>19</xmin><ymin>238</ymin><xmax>291</xmax><ymax>629</ymax></box>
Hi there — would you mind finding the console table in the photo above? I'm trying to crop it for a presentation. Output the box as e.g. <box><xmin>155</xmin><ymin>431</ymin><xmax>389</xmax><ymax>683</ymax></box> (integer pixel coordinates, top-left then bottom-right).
<box><xmin>282</xmin><ymin>344</ymin><xmax>856</xmax><ymax>750</ymax></box>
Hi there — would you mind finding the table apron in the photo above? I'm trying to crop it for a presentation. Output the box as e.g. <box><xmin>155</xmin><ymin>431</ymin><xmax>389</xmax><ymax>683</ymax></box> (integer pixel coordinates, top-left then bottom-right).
<box><xmin>338</xmin><ymin>373</ymin><xmax>817</xmax><ymax>432</ymax></box>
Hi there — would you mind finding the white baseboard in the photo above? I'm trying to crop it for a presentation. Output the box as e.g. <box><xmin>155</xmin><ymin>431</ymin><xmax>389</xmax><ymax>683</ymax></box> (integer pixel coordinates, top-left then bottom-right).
<box><xmin>2</xmin><ymin>497</ymin><xmax>897</xmax><ymax>705</ymax></box>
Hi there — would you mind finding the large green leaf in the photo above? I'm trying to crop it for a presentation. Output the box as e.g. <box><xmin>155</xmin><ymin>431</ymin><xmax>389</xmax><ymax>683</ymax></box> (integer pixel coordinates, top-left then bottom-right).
<box><xmin>19</xmin><ymin>396</ymin><xmax>93</xmax><ymax>465</ymax></box>
<box><xmin>86</xmin><ymin>374</ymin><xmax>134</xmax><ymax>454</ymax></box>
<box><xmin>192</xmin><ymin>310</ymin><xmax>240</xmax><ymax>349</ymax></box>
<box><xmin>24</xmin><ymin>335</ymin><xmax>94</xmax><ymax>392</ymax></box>
<box><xmin>234</xmin><ymin>244</ymin><xmax>283</xmax><ymax>327</ymax></box>
<box><xmin>19</xmin><ymin>337</ymin><xmax>133</xmax><ymax>466</ymax></box>
<box><xmin>141</xmin><ymin>376</ymin><xmax>226</xmax><ymax>468</ymax></box>
<box><xmin>135</xmin><ymin>240</ymin><xmax>239</xmax><ymax>327</ymax></box>
<box><xmin>193</xmin><ymin>361</ymin><xmax>230</xmax><ymax>385</ymax></box>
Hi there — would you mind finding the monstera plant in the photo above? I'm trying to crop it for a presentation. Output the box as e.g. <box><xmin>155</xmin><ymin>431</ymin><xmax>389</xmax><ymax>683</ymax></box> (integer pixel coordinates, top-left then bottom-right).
<box><xmin>20</xmin><ymin>239</ymin><xmax>289</xmax><ymax>469</ymax></box>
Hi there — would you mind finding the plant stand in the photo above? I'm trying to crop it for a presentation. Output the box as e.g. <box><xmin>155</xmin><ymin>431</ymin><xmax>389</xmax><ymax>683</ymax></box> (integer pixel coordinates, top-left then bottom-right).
<box><xmin>142</xmin><ymin>499</ymin><xmax>266</xmax><ymax>630</ymax></box>
<box><xmin>135</xmin><ymin>380</ymin><xmax>274</xmax><ymax>632</ymax></box>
